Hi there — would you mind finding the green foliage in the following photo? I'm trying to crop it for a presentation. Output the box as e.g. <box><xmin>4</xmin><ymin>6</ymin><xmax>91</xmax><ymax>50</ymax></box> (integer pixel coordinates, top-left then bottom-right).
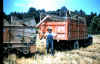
<box><xmin>89</xmin><ymin>16</ymin><xmax>100</xmax><ymax>34</ymax></box>
<box><xmin>27</xmin><ymin>7</ymin><xmax>40</xmax><ymax>23</ymax></box>
<box><xmin>3</xmin><ymin>6</ymin><xmax>100</xmax><ymax>34</ymax></box>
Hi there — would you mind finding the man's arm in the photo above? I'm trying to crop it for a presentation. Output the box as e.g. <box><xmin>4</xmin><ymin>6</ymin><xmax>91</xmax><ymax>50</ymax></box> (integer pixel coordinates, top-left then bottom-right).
<box><xmin>44</xmin><ymin>32</ymin><xmax>47</xmax><ymax>39</ymax></box>
<box><xmin>53</xmin><ymin>33</ymin><xmax>59</xmax><ymax>42</ymax></box>
<box><xmin>39</xmin><ymin>32</ymin><xmax>47</xmax><ymax>40</ymax></box>
<box><xmin>39</xmin><ymin>32</ymin><xmax>43</xmax><ymax>39</ymax></box>
<box><xmin>52</xmin><ymin>33</ymin><xmax>57</xmax><ymax>39</ymax></box>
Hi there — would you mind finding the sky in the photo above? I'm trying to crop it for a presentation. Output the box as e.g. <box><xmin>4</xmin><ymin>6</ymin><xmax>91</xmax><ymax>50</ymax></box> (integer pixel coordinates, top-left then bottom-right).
<box><xmin>3</xmin><ymin>0</ymin><xmax>100</xmax><ymax>15</ymax></box>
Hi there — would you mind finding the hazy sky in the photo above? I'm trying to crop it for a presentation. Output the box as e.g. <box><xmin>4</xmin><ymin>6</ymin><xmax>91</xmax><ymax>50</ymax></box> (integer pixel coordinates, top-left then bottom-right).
<box><xmin>3</xmin><ymin>0</ymin><xmax>100</xmax><ymax>15</ymax></box>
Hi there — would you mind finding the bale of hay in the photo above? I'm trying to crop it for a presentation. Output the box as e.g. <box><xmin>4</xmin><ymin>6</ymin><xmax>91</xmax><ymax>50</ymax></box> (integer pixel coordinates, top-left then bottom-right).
<box><xmin>36</xmin><ymin>34</ymin><xmax>46</xmax><ymax>53</ymax></box>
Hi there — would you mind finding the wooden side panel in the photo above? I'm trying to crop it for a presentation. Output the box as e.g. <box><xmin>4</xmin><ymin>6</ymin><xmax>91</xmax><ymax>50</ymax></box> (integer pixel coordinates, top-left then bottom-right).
<box><xmin>55</xmin><ymin>25</ymin><xmax>66</xmax><ymax>40</ymax></box>
<box><xmin>39</xmin><ymin>18</ymin><xmax>88</xmax><ymax>40</ymax></box>
<box><xmin>3</xmin><ymin>28</ymin><xmax>9</xmax><ymax>42</ymax></box>
<box><xmin>39</xmin><ymin>21</ymin><xmax>66</xmax><ymax>40</ymax></box>
<box><xmin>68</xmin><ymin>21</ymin><xmax>88</xmax><ymax>40</ymax></box>
<box><xmin>65</xmin><ymin>19</ymin><xmax>69</xmax><ymax>40</ymax></box>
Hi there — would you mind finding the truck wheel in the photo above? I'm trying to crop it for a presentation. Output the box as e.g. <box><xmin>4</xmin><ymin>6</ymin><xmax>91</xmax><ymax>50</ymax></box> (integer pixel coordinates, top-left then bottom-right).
<box><xmin>74</xmin><ymin>41</ymin><xmax>79</xmax><ymax>49</ymax></box>
<box><xmin>88</xmin><ymin>38</ymin><xmax>92</xmax><ymax>45</ymax></box>
<box><xmin>22</xmin><ymin>48</ymin><xmax>29</xmax><ymax>54</ymax></box>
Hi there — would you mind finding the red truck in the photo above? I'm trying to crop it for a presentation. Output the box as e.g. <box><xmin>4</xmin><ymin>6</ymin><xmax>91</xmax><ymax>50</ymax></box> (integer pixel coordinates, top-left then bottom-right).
<box><xmin>37</xmin><ymin>15</ymin><xmax>92</xmax><ymax>49</ymax></box>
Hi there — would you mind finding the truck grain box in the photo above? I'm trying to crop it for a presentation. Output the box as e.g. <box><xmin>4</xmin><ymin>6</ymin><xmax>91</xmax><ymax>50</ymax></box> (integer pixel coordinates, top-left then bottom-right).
<box><xmin>37</xmin><ymin>15</ymin><xmax>92</xmax><ymax>49</ymax></box>
<box><xmin>3</xmin><ymin>26</ymin><xmax>37</xmax><ymax>54</ymax></box>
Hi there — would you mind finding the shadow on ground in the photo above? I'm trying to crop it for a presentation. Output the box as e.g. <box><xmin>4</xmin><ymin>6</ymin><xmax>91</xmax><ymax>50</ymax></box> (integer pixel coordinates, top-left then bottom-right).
<box><xmin>53</xmin><ymin>40</ymin><xmax>93</xmax><ymax>51</ymax></box>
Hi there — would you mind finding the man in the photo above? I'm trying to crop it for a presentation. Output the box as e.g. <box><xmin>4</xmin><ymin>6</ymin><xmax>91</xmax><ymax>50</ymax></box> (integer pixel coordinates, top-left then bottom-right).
<box><xmin>44</xmin><ymin>27</ymin><xmax>56</xmax><ymax>55</ymax></box>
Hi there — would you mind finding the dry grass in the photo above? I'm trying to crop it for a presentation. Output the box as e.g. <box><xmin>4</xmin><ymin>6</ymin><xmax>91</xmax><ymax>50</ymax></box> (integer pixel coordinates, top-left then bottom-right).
<box><xmin>3</xmin><ymin>35</ymin><xmax>100</xmax><ymax>64</ymax></box>
<box><xmin>93</xmin><ymin>35</ymin><xmax>100</xmax><ymax>44</ymax></box>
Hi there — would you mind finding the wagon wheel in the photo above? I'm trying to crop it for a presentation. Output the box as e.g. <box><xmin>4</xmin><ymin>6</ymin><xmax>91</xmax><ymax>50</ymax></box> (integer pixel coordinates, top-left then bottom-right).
<box><xmin>74</xmin><ymin>40</ymin><xmax>79</xmax><ymax>49</ymax></box>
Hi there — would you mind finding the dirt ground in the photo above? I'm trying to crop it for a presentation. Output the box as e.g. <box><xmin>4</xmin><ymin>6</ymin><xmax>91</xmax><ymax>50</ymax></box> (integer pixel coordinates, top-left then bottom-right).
<box><xmin>3</xmin><ymin>35</ymin><xmax>100</xmax><ymax>64</ymax></box>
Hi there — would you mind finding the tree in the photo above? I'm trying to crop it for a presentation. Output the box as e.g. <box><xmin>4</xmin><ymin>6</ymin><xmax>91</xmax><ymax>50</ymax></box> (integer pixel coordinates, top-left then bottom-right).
<box><xmin>39</xmin><ymin>9</ymin><xmax>46</xmax><ymax>13</ymax></box>
<box><xmin>10</xmin><ymin>12</ymin><xmax>24</xmax><ymax>19</ymax></box>
<box><xmin>27</xmin><ymin>7</ymin><xmax>40</xmax><ymax>23</ymax></box>
<box><xmin>56</xmin><ymin>6</ymin><xmax>67</xmax><ymax>17</ymax></box>
<box><xmin>79</xmin><ymin>10</ymin><xmax>85</xmax><ymax>16</ymax></box>
<box><xmin>99</xmin><ymin>14</ymin><xmax>100</xmax><ymax>17</ymax></box>
<box><xmin>27</xmin><ymin>7</ymin><xmax>36</xmax><ymax>17</ymax></box>
<box><xmin>56</xmin><ymin>9</ymin><xmax>60</xmax><ymax>16</ymax></box>
<box><xmin>89</xmin><ymin>16</ymin><xmax>100</xmax><ymax>34</ymax></box>
<box><xmin>60</xmin><ymin>6</ymin><xmax>67</xmax><ymax>16</ymax></box>
<box><xmin>28</xmin><ymin>7</ymin><xmax>36</xmax><ymax>14</ymax></box>
<box><xmin>74</xmin><ymin>10</ymin><xmax>79</xmax><ymax>14</ymax></box>
<box><xmin>86</xmin><ymin>12</ymin><xmax>97</xmax><ymax>26</ymax></box>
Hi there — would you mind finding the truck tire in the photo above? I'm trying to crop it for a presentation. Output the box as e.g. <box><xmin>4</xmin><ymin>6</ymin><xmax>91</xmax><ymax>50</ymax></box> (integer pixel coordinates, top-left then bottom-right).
<box><xmin>88</xmin><ymin>37</ymin><xmax>92</xmax><ymax>45</ymax></box>
<box><xmin>74</xmin><ymin>40</ymin><xmax>79</xmax><ymax>49</ymax></box>
<box><xmin>22</xmin><ymin>48</ymin><xmax>29</xmax><ymax>54</ymax></box>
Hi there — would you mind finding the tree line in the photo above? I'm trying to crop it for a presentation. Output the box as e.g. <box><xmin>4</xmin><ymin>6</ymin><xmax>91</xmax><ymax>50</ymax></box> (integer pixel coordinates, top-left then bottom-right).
<box><xmin>3</xmin><ymin>6</ymin><xmax>100</xmax><ymax>34</ymax></box>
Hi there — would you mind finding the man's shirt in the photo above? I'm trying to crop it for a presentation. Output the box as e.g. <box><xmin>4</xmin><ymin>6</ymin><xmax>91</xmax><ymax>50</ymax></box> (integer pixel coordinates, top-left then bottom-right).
<box><xmin>45</xmin><ymin>32</ymin><xmax>56</xmax><ymax>39</ymax></box>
